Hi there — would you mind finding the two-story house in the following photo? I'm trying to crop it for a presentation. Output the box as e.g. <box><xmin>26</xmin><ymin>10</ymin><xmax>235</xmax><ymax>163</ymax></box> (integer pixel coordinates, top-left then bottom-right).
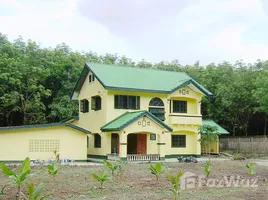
<box><xmin>70</xmin><ymin>63</ymin><xmax>226</xmax><ymax>161</ymax></box>
<box><xmin>0</xmin><ymin>62</ymin><xmax>229</xmax><ymax>162</ymax></box>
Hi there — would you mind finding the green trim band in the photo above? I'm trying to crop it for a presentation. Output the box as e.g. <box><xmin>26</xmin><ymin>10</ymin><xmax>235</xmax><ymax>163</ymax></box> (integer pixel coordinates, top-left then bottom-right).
<box><xmin>120</xmin><ymin>157</ymin><xmax>127</xmax><ymax>161</ymax></box>
<box><xmin>87</xmin><ymin>154</ymin><xmax>108</xmax><ymax>160</ymax></box>
<box><xmin>0</xmin><ymin>160</ymin><xmax>23</xmax><ymax>163</ymax></box>
<box><xmin>157</xmin><ymin>143</ymin><xmax>166</xmax><ymax>145</ymax></box>
<box><xmin>0</xmin><ymin>122</ymin><xmax>91</xmax><ymax>134</ymax></box>
<box><xmin>73</xmin><ymin>160</ymin><xmax>89</xmax><ymax>162</ymax></box>
<box><xmin>119</xmin><ymin>143</ymin><xmax>127</xmax><ymax>145</ymax></box>
<box><xmin>165</xmin><ymin>154</ymin><xmax>201</xmax><ymax>158</ymax></box>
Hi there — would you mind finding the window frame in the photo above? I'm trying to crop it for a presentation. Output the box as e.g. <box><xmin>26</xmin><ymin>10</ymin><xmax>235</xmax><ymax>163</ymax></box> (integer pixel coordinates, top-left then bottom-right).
<box><xmin>149</xmin><ymin>97</ymin><xmax>165</xmax><ymax>121</ymax></box>
<box><xmin>171</xmin><ymin>135</ymin><xmax>186</xmax><ymax>148</ymax></box>
<box><xmin>80</xmin><ymin>99</ymin><xmax>89</xmax><ymax>113</ymax></box>
<box><xmin>114</xmin><ymin>95</ymin><xmax>140</xmax><ymax>110</ymax></box>
<box><xmin>150</xmin><ymin>134</ymin><xmax>156</xmax><ymax>140</ymax></box>
<box><xmin>94</xmin><ymin>134</ymin><xmax>101</xmax><ymax>148</ymax></box>
<box><xmin>89</xmin><ymin>74</ymin><xmax>95</xmax><ymax>83</ymax></box>
<box><xmin>148</xmin><ymin>107</ymin><xmax>165</xmax><ymax>121</ymax></box>
<box><xmin>172</xmin><ymin>100</ymin><xmax>187</xmax><ymax>113</ymax></box>
<box><xmin>91</xmin><ymin>95</ymin><xmax>102</xmax><ymax>111</ymax></box>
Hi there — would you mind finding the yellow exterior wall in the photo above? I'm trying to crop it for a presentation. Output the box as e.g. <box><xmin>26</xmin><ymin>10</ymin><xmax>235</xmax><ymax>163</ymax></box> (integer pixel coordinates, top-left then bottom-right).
<box><xmin>106</xmin><ymin>90</ymin><xmax>167</xmax><ymax>123</ymax></box>
<box><xmin>166</xmin><ymin>131</ymin><xmax>199</xmax><ymax>155</ymax></box>
<box><xmin>78</xmin><ymin>71</ymin><xmax>107</xmax><ymax>133</ymax></box>
<box><xmin>87</xmin><ymin>132</ymin><xmax>111</xmax><ymax>156</ymax></box>
<box><xmin>0</xmin><ymin>127</ymin><xmax>87</xmax><ymax>161</ymax></box>
<box><xmin>77</xmin><ymin>76</ymin><xmax>211</xmax><ymax>158</ymax></box>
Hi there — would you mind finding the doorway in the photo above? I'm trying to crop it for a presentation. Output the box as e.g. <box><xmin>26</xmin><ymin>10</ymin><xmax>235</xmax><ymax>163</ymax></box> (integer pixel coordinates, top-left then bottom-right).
<box><xmin>127</xmin><ymin>134</ymin><xmax>147</xmax><ymax>154</ymax></box>
<box><xmin>111</xmin><ymin>133</ymin><xmax>119</xmax><ymax>154</ymax></box>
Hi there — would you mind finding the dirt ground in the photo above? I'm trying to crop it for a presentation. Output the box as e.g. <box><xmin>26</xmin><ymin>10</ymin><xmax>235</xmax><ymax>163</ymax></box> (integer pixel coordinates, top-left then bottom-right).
<box><xmin>0</xmin><ymin>160</ymin><xmax>268</xmax><ymax>200</ymax></box>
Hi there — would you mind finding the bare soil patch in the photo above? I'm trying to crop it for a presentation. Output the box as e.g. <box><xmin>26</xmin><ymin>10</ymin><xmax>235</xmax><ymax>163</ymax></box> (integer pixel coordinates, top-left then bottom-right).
<box><xmin>0</xmin><ymin>160</ymin><xmax>267</xmax><ymax>199</ymax></box>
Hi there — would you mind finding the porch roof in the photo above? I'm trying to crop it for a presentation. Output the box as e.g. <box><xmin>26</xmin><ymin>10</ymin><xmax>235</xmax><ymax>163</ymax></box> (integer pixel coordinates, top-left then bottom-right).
<box><xmin>101</xmin><ymin>110</ymin><xmax>173</xmax><ymax>132</ymax></box>
<box><xmin>202</xmin><ymin>120</ymin><xmax>229</xmax><ymax>134</ymax></box>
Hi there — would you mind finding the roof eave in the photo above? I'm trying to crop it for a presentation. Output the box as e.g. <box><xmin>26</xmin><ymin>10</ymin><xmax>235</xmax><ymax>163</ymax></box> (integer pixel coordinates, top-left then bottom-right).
<box><xmin>170</xmin><ymin>79</ymin><xmax>213</xmax><ymax>96</ymax></box>
<box><xmin>0</xmin><ymin>123</ymin><xmax>91</xmax><ymax>134</ymax></box>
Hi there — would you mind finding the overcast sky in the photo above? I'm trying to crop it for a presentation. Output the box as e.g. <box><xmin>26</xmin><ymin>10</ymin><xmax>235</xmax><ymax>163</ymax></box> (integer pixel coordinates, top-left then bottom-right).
<box><xmin>1</xmin><ymin>0</ymin><xmax>268</xmax><ymax>65</ymax></box>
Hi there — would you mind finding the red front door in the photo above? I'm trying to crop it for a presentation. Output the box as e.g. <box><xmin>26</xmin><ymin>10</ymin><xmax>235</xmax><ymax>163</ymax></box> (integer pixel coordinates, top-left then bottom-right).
<box><xmin>137</xmin><ymin>134</ymin><xmax>147</xmax><ymax>154</ymax></box>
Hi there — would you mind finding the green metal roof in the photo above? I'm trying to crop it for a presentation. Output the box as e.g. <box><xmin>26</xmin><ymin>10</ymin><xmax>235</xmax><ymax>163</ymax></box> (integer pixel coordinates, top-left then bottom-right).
<box><xmin>101</xmin><ymin>110</ymin><xmax>173</xmax><ymax>132</ymax></box>
<box><xmin>71</xmin><ymin>63</ymin><xmax>212</xmax><ymax>99</ymax></box>
<box><xmin>202</xmin><ymin>120</ymin><xmax>229</xmax><ymax>134</ymax></box>
<box><xmin>60</xmin><ymin>116</ymin><xmax>79</xmax><ymax>123</ymax></box>
<box><xmin>0</xmin><ymin>123</ymin><xmax>91</xmax><ymax>134</ymax></box>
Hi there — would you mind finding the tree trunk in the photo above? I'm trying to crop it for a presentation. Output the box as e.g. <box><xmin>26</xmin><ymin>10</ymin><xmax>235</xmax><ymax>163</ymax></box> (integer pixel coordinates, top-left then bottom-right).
<box><xmin>264</xmin><ymin>116</ymin><xmax>267</xmax><ymax>136</ymax></box>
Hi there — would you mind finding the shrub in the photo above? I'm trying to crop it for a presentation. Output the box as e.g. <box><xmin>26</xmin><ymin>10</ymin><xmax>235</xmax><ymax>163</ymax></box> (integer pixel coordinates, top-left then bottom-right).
<box><xmin>246</xmin><ymin>162</ymin><xmax>256</xmax><ymax>175</ymax></box>
<box><xmin>233</xmin><ymin>153</ymin><xmax>246</xmax><ymax>160</ymax></box>
<box><xmin>47</xmin><ymin>161</ymin><xmax>60</xmax><ymax>177</ymax></box>
<box><xmin>103</xmin><ymin>160</ymin><xmax>118</xmax><ymax>176</ymax></box>
<box><xmin>92</xmin><ymin>169</ymin><xmax>111</xmax><ymax>190</ymax></box>
<box><xmin>204</xmin><ymin>160</ymin><xmax>212</xmax><ymax>178</ymax></box>
<box><xmin>116</xmin><ymin>160</ymin><xmax>127</xmax><ymax>177</ymax></box>
<box><xmin>27</xmin><ymin>183</ymin><xmax>51</xmax><ymax>200</ymax></box>
<box><xmin>0</xmin><ymin>157</ymin><xmax>31</xmax><ymax>199</ymax></box>
<box><xmin>149</xmin><ymin>162</ymin><xmax>164</xmax><ymax>183</ymax></box>
<box><xmin>167</xmin><ymin>171</ymin><xmax>184</xmax><ymax>200</ymax></box>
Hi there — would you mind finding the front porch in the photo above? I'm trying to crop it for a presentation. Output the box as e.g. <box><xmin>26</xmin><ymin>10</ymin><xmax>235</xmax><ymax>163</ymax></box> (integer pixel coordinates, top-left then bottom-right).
<box><xmin>98</xmin><ymin>110</ymin><xmax>174</xmax><ymax>162</ymax></box>
<box><xmin>109</xmin><ymin>133</ymin><xmax>162</xmax><ymax>161</ymax></box>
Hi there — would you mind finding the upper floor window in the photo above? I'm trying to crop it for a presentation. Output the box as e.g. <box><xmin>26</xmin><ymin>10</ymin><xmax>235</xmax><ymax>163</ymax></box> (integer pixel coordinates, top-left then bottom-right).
<box><xmin>89</xmin><ymin>74</ymin><xmax>95</xmax><ymax>83</ymax></box>
<box><xmin>114</xmin><ymin>95</ymin><xmax>140</xmax><ymax>110</ymax></box>
<box><xmin>91</xmin><ymin>96</ymin><xmax>102</xmax><ymax>111</ymax></box>
<box><xmin>173</xmin><ymin>100</ymin><xmax>187</xmax><ymax>113</ymax></box>
<box><xmin>172</xmin><ymin>135</ymin><xmax>186</xmax><ymax>148</ymax></box>
<box><xmin>149</xmin><ymin>97</ymin><xmax>164</xmax><ymax>107</ymax></box>
<box><xmin>80</xmin><ymin>99</ymin><xmax>89</xmax><ymax>113</ymax></box>
<box><xmin>149</xmin><ymin>98</ymin><xmax>165</xmax><ymax>121</ymax></box>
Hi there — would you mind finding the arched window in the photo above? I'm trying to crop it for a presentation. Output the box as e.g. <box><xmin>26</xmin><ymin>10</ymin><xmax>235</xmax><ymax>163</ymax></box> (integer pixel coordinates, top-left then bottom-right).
<box><xmin>149</xmin><ymin>98</ymin><xmax>165</xmax><ymax>121</ymax></box>
<box><xmin>149</xmin><ymin>97</ymin><xmax>164</xmax><ymax>106</ymax></box>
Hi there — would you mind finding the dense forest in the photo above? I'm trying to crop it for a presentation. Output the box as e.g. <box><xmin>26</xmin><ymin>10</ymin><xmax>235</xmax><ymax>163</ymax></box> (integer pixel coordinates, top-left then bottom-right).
<box><xmin>0</xmin><ymin>33</ymin><xmax>267</xmax><ymax>136</ymax></box>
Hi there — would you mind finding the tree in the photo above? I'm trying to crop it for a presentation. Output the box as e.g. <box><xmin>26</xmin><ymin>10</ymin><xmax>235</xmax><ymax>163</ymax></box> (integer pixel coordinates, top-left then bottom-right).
<box><xmin>252</xmin><ymin>61</ymin><xmax>268</xmax><ymax>135</ymax></box>
<box><xmin>198</xmin><ymin>125</ymin><xmax>220</xmax><ymax>156</ymax></box>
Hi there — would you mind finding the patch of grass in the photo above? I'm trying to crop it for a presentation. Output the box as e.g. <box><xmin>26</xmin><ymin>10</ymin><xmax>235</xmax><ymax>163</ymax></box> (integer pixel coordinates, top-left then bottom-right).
<box><xmin>88</xmin><ymin>187</ymin><xmax>104</xmax><ymax>198</ymax></box>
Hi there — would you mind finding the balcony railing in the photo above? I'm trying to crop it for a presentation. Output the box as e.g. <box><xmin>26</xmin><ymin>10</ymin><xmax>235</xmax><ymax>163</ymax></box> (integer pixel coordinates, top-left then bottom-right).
<box><xmin>127</xmin><ymin>154</ymin><xmax>160</xmax><ymax>162</ymax></box>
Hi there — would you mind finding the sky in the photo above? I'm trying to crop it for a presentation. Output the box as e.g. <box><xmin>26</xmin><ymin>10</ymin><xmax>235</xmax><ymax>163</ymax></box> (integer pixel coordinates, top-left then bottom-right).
<box><xmin>1</xmin><ymin>0</ymin><xmax>268</xmax><ymax>65</ymax></box>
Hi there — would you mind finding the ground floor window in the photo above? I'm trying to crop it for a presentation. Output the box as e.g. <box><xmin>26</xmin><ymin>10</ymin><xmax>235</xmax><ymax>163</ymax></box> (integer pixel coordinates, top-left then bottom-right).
<box><xmin>171</xmin><ymin>135</ymin><xmax>186</xmax><ymax>148</ymax></box>
<box><xmin>94</xmin><ymin>134</ymin><xmax>101</xmax><ymax>148</ymax></box>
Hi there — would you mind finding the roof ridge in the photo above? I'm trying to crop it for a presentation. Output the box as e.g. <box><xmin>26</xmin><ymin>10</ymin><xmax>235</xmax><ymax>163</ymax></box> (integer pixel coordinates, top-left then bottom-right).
<box><xmin>86</xmin><ymin>62</ymin><xmax>188</xmax><ymax>75</ymax></box>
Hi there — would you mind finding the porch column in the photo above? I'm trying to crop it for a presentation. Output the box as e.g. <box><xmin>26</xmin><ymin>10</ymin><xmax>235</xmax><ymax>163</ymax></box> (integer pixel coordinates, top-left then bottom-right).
<box><xmin>158</xmin><ymin>132</ymin><xmax>167</xmax><ymax>160</ymax></box>
<box><xmin>119</xmin><ymin>132</ymin><xmax>128</xmax><ymax>160</ymax></box>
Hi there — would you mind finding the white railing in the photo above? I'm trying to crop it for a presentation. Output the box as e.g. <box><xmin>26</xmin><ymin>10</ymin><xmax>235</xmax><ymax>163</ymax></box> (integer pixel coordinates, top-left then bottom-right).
<box><xmin>127</xmin><ymin>154</ymin><xmax>160</xmax><ymax>161</ymax></box>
